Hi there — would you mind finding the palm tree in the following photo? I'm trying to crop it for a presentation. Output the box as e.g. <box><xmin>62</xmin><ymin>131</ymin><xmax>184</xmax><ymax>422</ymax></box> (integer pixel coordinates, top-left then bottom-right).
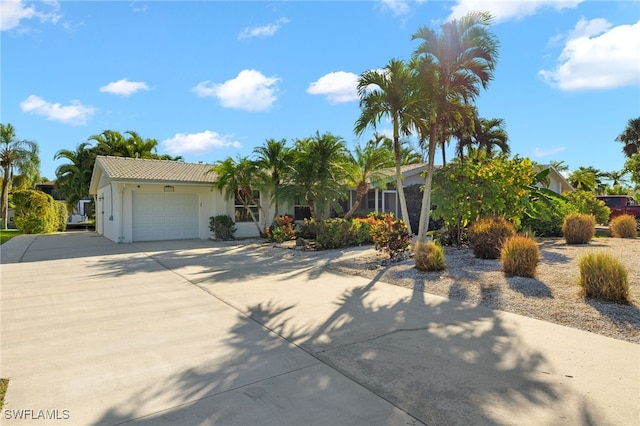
<box><xmin>354</xmin><ymin>59</ymin><xmax>422</xmax><ymax>233</ymax></box>
<box><xmin>369</xmin><ymin>133</ymin><xmax>423</xmax><ymax>165</ymax></box>
<box><xmin>343</xmin><ymin>141</ymin><xmax>395</xmax><ymax>219</ymax></box>
<box><xmin>568</xmin><ymin>166</ymin><xmax>602</xmax><ymax>192</ymax></box>
<box><xmin>211</xmin><ymin>156</ymin><xmax>267</xmax><ymax>235</ymax></box>
<box><xmin>616</xmin><ymin>117</ymin><xmax>640</xmax><ymax>158</ymax></box>
<box><xmin>455</xmin><ymin>115</ymin><xmax>508</xmax><ymax>160</ymax></box>
<box><xmin>412</xmin><ymin>11</ymin><xmax>499</xmax><ymax>242</ymax></box>
<box><xmin>281</xmin><ymin>132</ymin><xmax>350</xmax><ymax>220</ymax></box>
<box><xmin>1</xmin><ymin>123</ymin><xmax>40</xmax><ymax>229</ymax></box>
<box><xmin>253</xmin><ymin>138</ymin><xmax>293</xmax><ymax>220</ymax></box>
<box><xmin>602</xmin><ymin>170</ymin><xmax>629</xmax><ymax>188</ymax></box>
<box><xmin>123</xmin><ymin>131</ymin><xmax>159</xmax><ymax>159</ymax></box>
<box><xmin>54</xmin><ymin>143</ymin><xmax>95</xmax><ymax>212</ymax></box>
<box><xmin>549</xmin><ymin>160</ymin><xmax>569</xmax><ymax>174</ymax></box>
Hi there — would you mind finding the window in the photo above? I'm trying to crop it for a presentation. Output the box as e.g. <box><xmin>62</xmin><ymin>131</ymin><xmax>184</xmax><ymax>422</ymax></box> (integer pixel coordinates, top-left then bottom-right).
<box><xmin>293</xmin><ymin>197</ymin><xmax>311</xmax><ymax>220</ymax></box>
<box><xmin>234</xmin><ymin>191</ymin><xmax>260</xmax><ymax>222</ymax></box>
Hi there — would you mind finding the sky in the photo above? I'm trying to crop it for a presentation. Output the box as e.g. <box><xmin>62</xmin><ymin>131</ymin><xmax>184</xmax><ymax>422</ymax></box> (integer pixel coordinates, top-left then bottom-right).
<box><xmin>1</xmin><ymin>0</ymin><xmax>639</xmax><ymax>182</ymax></box>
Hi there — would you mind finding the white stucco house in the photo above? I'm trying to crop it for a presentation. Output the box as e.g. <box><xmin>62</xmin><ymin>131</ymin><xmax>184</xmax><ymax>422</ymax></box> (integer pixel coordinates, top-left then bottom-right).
<box><xmin>89</xmin><ymin>156</ymin><xmax>275</xmax><ymax>243</ymax></box>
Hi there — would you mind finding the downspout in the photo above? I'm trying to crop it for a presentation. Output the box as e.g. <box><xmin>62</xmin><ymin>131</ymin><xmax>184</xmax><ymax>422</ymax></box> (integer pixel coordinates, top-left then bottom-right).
<box><xmin>119</xmin><ymin>184</ymin><xmax>127</xmax><ymax>243</ymax></box>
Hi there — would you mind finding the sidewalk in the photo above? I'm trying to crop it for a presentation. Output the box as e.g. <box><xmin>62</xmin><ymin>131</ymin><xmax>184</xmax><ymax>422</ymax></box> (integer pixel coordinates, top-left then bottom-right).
<box><xmin>1</xmin><ymin>233</ymin><xmax>639</xmax><ymax>425</ymax></box>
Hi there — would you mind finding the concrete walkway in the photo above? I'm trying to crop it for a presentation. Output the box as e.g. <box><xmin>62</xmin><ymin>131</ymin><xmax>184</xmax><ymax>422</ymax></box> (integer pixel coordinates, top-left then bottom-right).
<box><xmin>1</xmin><ymin>233</ymin><xmax>638</xmax><ymax>425</ymax></box>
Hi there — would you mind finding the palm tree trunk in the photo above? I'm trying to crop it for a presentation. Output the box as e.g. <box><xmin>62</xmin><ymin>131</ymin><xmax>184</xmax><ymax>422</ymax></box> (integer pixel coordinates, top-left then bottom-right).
<box><xmin>392</xmin><ymin>125</ymin><xmax>412</xmax><ymax>233</ymax></box>
<box><xmin>417</xmin><ymin>128</ymin><xmax>438</xmax><ymax>242</ymax></box>
<box><xmin>344</xmin><ymin>183</ymin><xmax>368</xmax><ymax>220</ymax></box>
<box><xmin>1</xmin><ymin>165</ymin><xmax>11</xmax><ymax>230</ymax></box>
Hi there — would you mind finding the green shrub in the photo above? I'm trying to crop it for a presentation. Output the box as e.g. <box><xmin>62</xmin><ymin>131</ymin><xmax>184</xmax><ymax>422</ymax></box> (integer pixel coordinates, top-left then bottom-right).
<box><xmin>563</xmin><ymin>191</ymin><xmax>610</xmax><ymax>225</ymax></box>
<box><xmin>468</xmin><ymin>217</ymin><xmax>516</xmax><ymax>259</ymax></box>
<box><xmin>562</xmin><ymin>213</ymin><xmax>595</xmax><ymax>244</ymax></box>
<box><xmin>577</xmin><ymin>252</ymin><xmax>629</xmax><ymax>302</ymax></box>
<box><xmin>609</xmin><ymin>214</ymin><xmax>638</xmax><ymax>238</ymax></box>
<box><xmin>520</xmin><ymin>199</ymin><xmax>571</xmax><ymax>237</ymax></box>
<box><xmin>500</xmin><ymin>235</ymin><xmax>540</xmax><ymax>278</ymax></box>
<box><xmin>295</xmin><ymin>218</ymin><xmax>317</xmax><ymax>240</ymax></box>
<box><xmin>351</xmin><ymin>216</ymin><xmax>377</xmax><ymax>245</ymax></box>
<box><xmin>370</xmin><ymin>213</ymin><xmax>412</xmax><ymax>259</ymax></box>
<box><xmin>266</xmin><ymin>214</ymin><xmax>296</xmax><ymax>243</ymax></box>
<box><xmin>414</xmin><ymin>241</ymin><xmax>446</xmax><ymax>271</ymax></box>
<box><xmin>314</xmin><ymin>218</ymin><xmax>353</xmax><ymax>249</ymax></box>
<box><xmin>209</xmin><ymin>215</ymin><xmax>236</xmax><ymax>240</ymax></box>
<box><xmin>12</xmin><ymin>190</ymin><xmax>58</xmax><ymax>234</ymax></box>
<box><xmin>55</xmin><ymin>201</ymin><xmax>68</xmax><ymax>232</ymax></box>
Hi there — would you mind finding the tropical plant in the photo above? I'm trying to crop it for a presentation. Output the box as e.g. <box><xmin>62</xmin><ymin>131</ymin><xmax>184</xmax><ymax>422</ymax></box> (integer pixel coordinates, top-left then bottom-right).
<box><xmin>616</xmin><ymin>117</ymin><xmax>640</xmax><ymax>158</ymax></box>
<box><xmin>210</xmin><ymin>156</ymin><xmax>267</xmax><ymax>235</ymax></box>
<box><xmin>549</xmin><ymin>160</ymin><xmax>569</xmax><ymax>174</ymax></box>
<box><xmin>11</xmin><ymin>189</ymin><xmax>58</xmax><ymax>234</ymax></box>
<box><xmin>455</xmin><ymin>115</ymin><xmax>509</xmax><ymax>160</ymax></box>
<box><xmin>281</xmin><ymin>132</ymin><xmax>350</xmax><ymax>220</ymax></box>
<box><xmin>411</xmin><ymin>11</ymin><xmax>499</xmax><ymax>242</ymax></box>
<box><xmin>54</xmin><ymin>142</ymin><xmax>95</xmax><ymax>212</ymax></box>
<box><xmin>370</xmin><ymin>213</ymin><xmax>412</xmax><ymax>259</ymax></box>
<box><xmin>624</xmin><ymin>152</ymin><xmax>640</xmax><ymax>187</ymax></box>
<box><xmin>343</xmin><ymin>140</ymin><xmax>394</xmax><ymax>219</ymax></box>
<box><xmin>1</xmin><ymin>124</ymin><xmax>40</xmax><ymax>230</ymax></box>
<box><xmin>253</xmin><ymin>138</ymin><xmax>293</xmax><ymax>220</ymax></box>
<box><xmin>208</xmin><ymin>215</ymin><xmax>236</xmax><ymax>241</ymax></box>
<box><xmin>567</xmin><ymin>166</ymin><xmax>603</xmax><ymax>192</ymax></box>
<box><xmin>562</xmin><ymin>191</ymin><xmax>610</xmax><ymax>225</ymax></box>
<box><xmin>369</xmin><ymin>133</ymin><xmax>423</xmax><ymax>165</ymax></box>
<box><xmin>354</xmin><ymin>59</ymin><xmax>422</xmax><ymax>233</ymax></box>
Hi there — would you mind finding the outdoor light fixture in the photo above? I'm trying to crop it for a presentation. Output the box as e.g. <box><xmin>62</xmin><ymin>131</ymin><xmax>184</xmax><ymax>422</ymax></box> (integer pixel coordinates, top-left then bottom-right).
<box><xmin>163</xmin><ymin>185</ymin><xmax>175</xmax><ymax>192</ymax></box>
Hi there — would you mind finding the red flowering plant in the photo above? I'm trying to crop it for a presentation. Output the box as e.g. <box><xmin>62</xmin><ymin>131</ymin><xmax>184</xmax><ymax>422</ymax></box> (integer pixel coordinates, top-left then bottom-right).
<box><xmin>266</xmin><ymin>214</ymin><xmax>297</xmax><ymax>243</ymax></box>
<box><xmin>369</xmin><ymin>213</ymin><xmax>412</xmax><ymax>259</ymax></box>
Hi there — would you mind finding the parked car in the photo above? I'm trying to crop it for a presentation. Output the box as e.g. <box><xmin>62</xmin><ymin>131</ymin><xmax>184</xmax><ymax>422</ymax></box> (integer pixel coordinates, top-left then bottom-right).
<box><xmin>596</xmin><ymin>195</ymin><xmax>640</xmax><ymax>230</ymax></box>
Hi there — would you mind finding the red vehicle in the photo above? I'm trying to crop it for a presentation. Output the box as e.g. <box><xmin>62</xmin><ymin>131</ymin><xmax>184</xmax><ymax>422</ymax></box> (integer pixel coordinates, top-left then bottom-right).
<box><xmin>596</xmin><ymin>195</ymin><xmax>640</xmax><ymax>230</ymax></box>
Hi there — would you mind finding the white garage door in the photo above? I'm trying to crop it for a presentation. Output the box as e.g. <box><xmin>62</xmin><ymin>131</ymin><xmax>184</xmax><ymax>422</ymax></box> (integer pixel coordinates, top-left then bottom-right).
<box><xmin>132</xmin><ymin>192</ymin><xmax>199</xmax><ymax>241</ymax></box>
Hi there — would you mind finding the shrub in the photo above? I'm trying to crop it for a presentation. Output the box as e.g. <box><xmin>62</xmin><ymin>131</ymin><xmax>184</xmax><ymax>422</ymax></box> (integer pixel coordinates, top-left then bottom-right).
<box><xmin>12</xmin><ymin>189</ymin><xmax>58</xmax><ymax>234</ymax></box>
<box><xmin>55</xmin><ymin>201</ymin><xmax>68</xmax><ymax>232</ymax></box>
<box><xmin>314</xmin><ymin>218</ymin><xmax>353</xmax><ymax>249</ymax></box>
<box><xmin>520</xmin><ymin>199</ymin><xmax>571</xmax><ymax>237</ymax></box>
<box><xmin>577</xmin><ymin>252</ymin><xmax>629</xmax><ymax>302</ymax></box>
<box><xmin>351</xmin><ymin>216</ymin><xmax>377</xmax><ymax>245</ymax></box>
<box><xmin>562</xmin><ymin>213</ymin><xmax>595</xmax><ymax>244</ymax></box>
<box><xmin>295</xmin><ymin>218</ymin><xmax>317</xmax><ymax>240</ymax></box>
<box><xmin>266</xmin><ymin>215</ymin><xmax>297</xmax><ymax>243</ymax></box>
<box><xmin>563</xmin><ymin>191</ymin><xmax>610</xmax><ymax>225</ymax></box>
<box><xmin>209</xmin><ymin>215</ymin><xmax>236</xmax><ymax>241</ymax></box>
<box><xmin>500</xmin><ymin>235</ymin><xmax>540</xmax><ymax>278</ymax></box>
<box><xmin>468</xmin><ymin>217</ymin><xmax>516</xmax><ymax>259</ymax></box>
<box><xmin>609</xmin><ymin>214</ymin><xmax>638</xmax><ymax>238</ymax></box>
<box><xmin>370</xmin><ymin>213</ymin><xmax>412</xmax><ymax>259</ymax></box>
<box><xmin>414</xmin><ymin>240</ymin><xmax>446</xmax><ymax>271</ymax></box>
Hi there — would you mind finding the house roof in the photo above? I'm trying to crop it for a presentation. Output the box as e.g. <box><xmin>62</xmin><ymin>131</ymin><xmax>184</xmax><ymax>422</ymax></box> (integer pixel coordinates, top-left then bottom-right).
<box><xmin>90</xmin><ymin>156</ymin><xmax>216</xmax><ymax>191</ymax></box>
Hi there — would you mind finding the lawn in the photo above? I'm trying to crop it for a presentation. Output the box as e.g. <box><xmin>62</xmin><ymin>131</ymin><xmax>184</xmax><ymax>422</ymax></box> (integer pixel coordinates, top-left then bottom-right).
<box><xmin>0</xmin><ymin>229</ymin><xmax>22</xmax><ymax>245</ymax></box>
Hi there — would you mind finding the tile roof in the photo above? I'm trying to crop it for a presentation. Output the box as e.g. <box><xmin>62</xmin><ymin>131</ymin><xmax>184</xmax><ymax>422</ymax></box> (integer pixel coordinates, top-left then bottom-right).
<box><xmin>95</xmin><ymin>156</ymin><xmax>216</xmax><ymax>184</ymax></box>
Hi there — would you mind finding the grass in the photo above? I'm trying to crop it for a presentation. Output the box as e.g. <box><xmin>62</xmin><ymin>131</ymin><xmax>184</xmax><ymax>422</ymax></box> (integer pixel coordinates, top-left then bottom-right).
<box><xmin>0</xmin><ymin>229</ymin><xmax>22</xmax><ymax>245</ymax></box>
<box><xmin>0</xmin><ymin>378</ymin><xmax>8</xmax><ymax>410</ymax></box>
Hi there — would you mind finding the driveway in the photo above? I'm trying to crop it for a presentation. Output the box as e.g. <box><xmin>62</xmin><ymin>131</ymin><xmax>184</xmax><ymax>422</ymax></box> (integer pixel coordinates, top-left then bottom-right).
<box><xmin>1</xmin><ymin>232</ymin><xmax>638</xmax><ymax>425</ymax></box>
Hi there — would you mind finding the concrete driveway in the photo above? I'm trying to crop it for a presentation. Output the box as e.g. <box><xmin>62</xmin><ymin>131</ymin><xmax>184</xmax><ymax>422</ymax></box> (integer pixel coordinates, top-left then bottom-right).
<box><xmin>1</xmin><ymin>232</ymin><xmax>638</xmax><ymax>425</ymax></box>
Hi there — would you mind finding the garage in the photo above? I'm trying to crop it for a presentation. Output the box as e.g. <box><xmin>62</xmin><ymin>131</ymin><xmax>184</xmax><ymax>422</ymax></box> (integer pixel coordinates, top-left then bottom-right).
<box><xmin>132</xmin><ymin>192</ymin><xmax>199</xmax><ymax>241</ymax></box>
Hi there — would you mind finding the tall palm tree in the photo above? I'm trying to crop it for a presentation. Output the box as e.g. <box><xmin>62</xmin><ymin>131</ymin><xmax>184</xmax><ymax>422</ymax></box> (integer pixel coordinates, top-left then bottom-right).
<box><xmin>412</xmin><ymin>11</ymin><xmax>499</xmax><ymax>242</ymax></box>
<box><xmin>549</xmin><ymin>160</ymin><xmax>569</xmax><ymax>174</ymax></box>
<box><xmin>343</xmin><ymin>141</ymin><xmax>395</xmax><ymax>219</ymax></box>
<box><xmin>281</xmin><ymin>132</ymin><xmax>350</xmax><ymax>220</ymax></box>
<box><xmin>253</xmin><ymin>138</ymin><xmax>293</xmax><ymax>220</ymax></box>
<box><xmin>123</xmin><ymin>130</ymin><xmax>159</xmax><ymax>159</ymax></box>
<box><xmin>568</xmin><ymin>166</ymin><xmax>602</xmax><ymax>192</ymax></box>
<box><xmin>54</xmin><ymin>142</ymin><xmax>95</xmax><ymax>212</ymax></box>
<box><xmin>211</xmin><ymin>156</ymin><xmax>267</xmax><ymax>235</ymax></box>
<box><xmin>602</xmin><ymin>170</ymin><xmax>629</xmax><ymax>187</ymax></box>
<box><xmin>456</xmin><ymin>115</ymin><xmax>509</xmax><ymax>160</ymax></box>
<box><xmin>354</xmin><ymin>59</ymin><xmax>422</xmax><ymax>233</ymax></box>
<box><xmin>616</xmin><ymin>117</ymin><xmax>640</xmax><ymax>158</ymax></box>
<box><xmin>369</xmin><ymin>133</ymin><xmax>423</xmax><ymax>165</ymax></box>
<box><xmin>1</xmin><ymin>123</ymin><xmax>40</xmax><ymax>229</ymax></box>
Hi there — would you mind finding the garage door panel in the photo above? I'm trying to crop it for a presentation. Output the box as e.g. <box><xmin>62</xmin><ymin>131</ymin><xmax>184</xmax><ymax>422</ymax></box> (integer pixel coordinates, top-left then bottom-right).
<box><xmin>132</xmin><ymin>192</ymin><xmax>199</xmax><ymax>241</ymax></box>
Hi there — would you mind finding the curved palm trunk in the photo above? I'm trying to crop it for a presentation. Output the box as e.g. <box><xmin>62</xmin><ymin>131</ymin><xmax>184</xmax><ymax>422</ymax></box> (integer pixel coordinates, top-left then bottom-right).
<box><xmin>344</xmin><ymin>182</ymin><xmax>368</xmax><ymax>220</ymax></box>
<box><xmin>394</xmin><ymin>138</ymin><xmax>412</xmax><ymax>234</ymax></box>
<box><xmin>417</xmin><ymin>128</ymin><xmax>438</xmax><ymax>243</ymax></box>
<box><xmin>1</xmin><ymin>165</ymin><xmax>10</xmax><ymax>230</ymax></box>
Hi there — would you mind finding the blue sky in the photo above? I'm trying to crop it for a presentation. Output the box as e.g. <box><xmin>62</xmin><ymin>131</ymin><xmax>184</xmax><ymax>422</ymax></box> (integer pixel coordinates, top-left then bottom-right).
<box><xmin>2</xmin><ymin>0</ymin><xmax>639</xmax><ymax>181</ymax></box>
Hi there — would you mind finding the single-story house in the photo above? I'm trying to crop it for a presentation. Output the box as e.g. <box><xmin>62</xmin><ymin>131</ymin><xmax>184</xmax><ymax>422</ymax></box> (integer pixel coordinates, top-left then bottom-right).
<box><xmin>89</xmin><ymin>156</ymin><xmax>277</xmax><ymax>243</ymax></box>
<box><xmin>537</xmin><ymin>165</ymin><xmax>574</xmax><ymax>194</ymax></box>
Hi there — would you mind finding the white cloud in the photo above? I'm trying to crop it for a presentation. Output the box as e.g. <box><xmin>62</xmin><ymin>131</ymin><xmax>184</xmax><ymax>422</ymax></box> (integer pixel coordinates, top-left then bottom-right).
<box><xmin>1</xmin><ymin>0</ymin><xmax>62</xmax><ymax>31</ymax></box>
<box><xmin>99</xmin><ymin>78</ymin><xmax>150</xmax><ymax>96</ymax></box>
<box><xmin>20</xmin><ymin>95</ymin><xmax>95</xmax><ymax>125</ymax></box>
<box><xmin>539</xmin><ymin>19</ymin><xmax>640</xmax><ymax>91</ymax></box>
<box><xmin>448</xmin><ymin>0</ymin><xmax>582</xmax><ymax>23</ymax></box>
<box><xmin>161</xmin><ymin>130</ymin><xmax>242</xmax><ymax>155</ymax></box>
<box><xmin>193</xmin><ymin>70</ymin><xmax>280</xmax><ymax>111</ymax></box>
<box><xmin>307</xmin><ymin>71</ymin><xmax>359</xmax><ymax>103</ymax></box>
<box><xmin>532</xmin><ymin>146</ymin><xmax>566</xmax><ymax>158</ymax></box>
<box><xmin>238</xmin><ymin>17</ymin><xmax>289</xmax><ymax>40</ymax></box>
<box><xmin>378</xmin><ymin>0</ymin><xmax>412</xmax><ymax>17</ymax></box>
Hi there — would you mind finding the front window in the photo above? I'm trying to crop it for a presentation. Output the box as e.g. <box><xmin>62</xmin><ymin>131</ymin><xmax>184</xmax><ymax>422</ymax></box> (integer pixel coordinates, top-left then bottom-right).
<box><xmin>293</xmin><ymin>197</ymin><xmax>311</xmax><ymax>221</ymax></box>
<box><xmin>234</xmin><ymin>191</ymin><xmax>259</xmax><ymax>222</ymax></box>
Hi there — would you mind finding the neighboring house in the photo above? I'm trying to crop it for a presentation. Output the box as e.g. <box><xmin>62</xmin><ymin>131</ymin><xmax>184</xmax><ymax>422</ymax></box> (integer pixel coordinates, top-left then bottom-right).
<box><xmin>89</xmin><ymin>156</ymin><xmax>276</xmax><ymax>243</ymax></box>
<box><xmin>536</xmin><ymin>165</ymin><xmax>574</xmax><ymax>194</ymax></box>
<box><xmin>341</xmin><ymin>163</ymin><xmax>429</xmax><ymax>218</ymax></box>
